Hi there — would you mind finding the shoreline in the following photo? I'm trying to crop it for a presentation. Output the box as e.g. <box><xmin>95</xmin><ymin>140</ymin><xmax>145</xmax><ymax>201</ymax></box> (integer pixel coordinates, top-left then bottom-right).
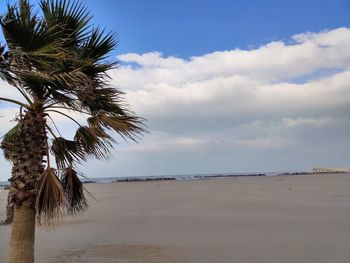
<box><xmin>1</xmin><ymin>171</ymin><xmax>349</xmax><ymax>188</ymax></box>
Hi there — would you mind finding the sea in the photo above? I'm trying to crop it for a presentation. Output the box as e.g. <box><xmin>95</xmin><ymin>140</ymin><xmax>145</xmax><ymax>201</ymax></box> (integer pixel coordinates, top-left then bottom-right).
<box><xmin>0</xmin><ymin>171</ymin><xmax>314</xmax><ymax>188</ymax></box>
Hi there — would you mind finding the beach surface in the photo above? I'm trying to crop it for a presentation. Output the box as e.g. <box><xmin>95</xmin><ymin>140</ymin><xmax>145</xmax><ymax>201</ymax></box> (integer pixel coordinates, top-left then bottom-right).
<box><xmin>1</xmin><ymin>173</ymin><xmax>350</xmax><ymax>263</ymax></box>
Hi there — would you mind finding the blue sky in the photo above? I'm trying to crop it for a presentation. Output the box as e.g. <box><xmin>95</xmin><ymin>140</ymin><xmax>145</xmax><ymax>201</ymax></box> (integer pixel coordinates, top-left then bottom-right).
<box><xmin>1</xmin><ymin>1</ymin><xmax>350</xmax><ymax>180</ymax></box>
<box><xmin>87</xmin><ymin>0</ymin><xmax>350</xmax><ymax>57</ymax></box>
<box><xmin>2</xmin><ymin>0</ymin><xmax>350</xmax><ymax>57</ymax></box>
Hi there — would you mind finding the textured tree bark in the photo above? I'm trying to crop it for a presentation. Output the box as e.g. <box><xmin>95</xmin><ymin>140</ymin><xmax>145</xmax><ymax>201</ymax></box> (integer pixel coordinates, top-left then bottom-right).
<box><xmin>8</xmin><ymin>108</ymin><xmax>46</xmax><ymax>263</ymax></box>
<box><xmin>9</xmin><ymin>199</ymin><xmax>36</xmax><ymax>263</ymax></box>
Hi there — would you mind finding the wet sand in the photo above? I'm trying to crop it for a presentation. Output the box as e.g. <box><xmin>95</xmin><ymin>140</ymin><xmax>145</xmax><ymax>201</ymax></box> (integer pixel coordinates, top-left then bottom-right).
<box><xmin>1</xmin><ymin>173</ymin><xmax>350</xmax><ymax>263</ymax></box>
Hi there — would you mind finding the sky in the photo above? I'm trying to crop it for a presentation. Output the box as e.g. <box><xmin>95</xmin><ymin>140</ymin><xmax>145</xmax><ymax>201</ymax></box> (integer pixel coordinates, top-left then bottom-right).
<box><xmin>1</xmin><ymin>0</ymin><xmax>350</xmax><ymax>180</ymax></box>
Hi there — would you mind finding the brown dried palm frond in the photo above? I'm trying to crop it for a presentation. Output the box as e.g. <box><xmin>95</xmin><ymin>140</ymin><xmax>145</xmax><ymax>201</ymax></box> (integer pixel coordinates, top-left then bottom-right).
<box><xmin>36</xmin><ymin>167</ymin><xmax>66</xmax><ymax>226</ymax></box>
<box><xmin>61</xmin><ymin>166</ymin><xmax>88</xmax><ymax>215</ymax></box>
<box><xmin>51</xmin><ymin>137</ymin><xmax>86</xmax><ymax>169</ymax></box>
<box><xmin>88</xmin><ymin>112</ymin><xmax>146</xmax><ymax>141</ymax></box>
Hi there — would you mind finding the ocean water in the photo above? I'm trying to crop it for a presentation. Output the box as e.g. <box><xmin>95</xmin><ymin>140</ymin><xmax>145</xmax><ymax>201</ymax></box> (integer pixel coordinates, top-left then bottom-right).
<box><xmin>83</xmin><ymin>170</ymin><xmax>312</xmax><ymax>183</ymax></box>
<box><xmin>0</xmin><ymin>171</ymin><xmax>313</xmax><ymax>188</ymax></box>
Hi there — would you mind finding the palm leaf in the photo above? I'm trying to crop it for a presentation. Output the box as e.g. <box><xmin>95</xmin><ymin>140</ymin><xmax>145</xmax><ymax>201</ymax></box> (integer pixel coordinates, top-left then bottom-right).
<box><xmin>80</xmin><ymin>27</ymin><xmax>117</xmax><ymax>62</ymax></box>
<box><xmin>1</xmin><ymin>1</ymin><xmax>61</xmax><ymax>53</ymax></box>
<box><xmin>40</xmin><ymin>0</ymin><xmax>92</xmax><ymax>49</ymax></box>
<box><xmin>36</xmin><ymin>167</ymin><xmax>66</xmax><ymax>226</ymax></box>
<box><xmin>18</xmin><ymin>68</ymin><xmax>92</xmax><ymax>98</ymax></box>
<box><xmin>60</xmin><ymin>166</ymin><xmax>88</xmax><ymax>214</ymax></box>
<box><xmin>88</xmin><ymin>112</ymin><xmax>146</xmax><ymax>141</ymax></box>
<box><xmin>74</xmin><ymin>126</ymin><xmax>112</xmax><ymax>159</ymax></box>
<box><xmin>51</xmin><ymin>137</ymin><xmax>86</xmax><ymax>168</ymax></box>
<box><xmin>1</xmin><ymin>122</ymin><xmax>22</xmax><ymax>161</ymax></box>
<box><xmin>76</xmin><ymin>86</ymin><xmax>126</xmax><ymax>114</ymax></box>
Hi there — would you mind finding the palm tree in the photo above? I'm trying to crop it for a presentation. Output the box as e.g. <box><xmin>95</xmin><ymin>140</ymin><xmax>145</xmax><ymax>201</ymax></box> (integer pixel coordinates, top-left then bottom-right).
<box><xmin>0</xmin><ymin>1</ymin><xmax>145</xmax><ymax>262</ymax></box>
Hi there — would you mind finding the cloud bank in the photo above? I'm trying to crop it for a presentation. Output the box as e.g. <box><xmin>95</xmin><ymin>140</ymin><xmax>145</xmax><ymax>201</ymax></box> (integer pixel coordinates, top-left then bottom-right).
<box><xmin>1</xmin><ymin>27</ymin><xmax>350</xmax><ymax>179</ymax></box>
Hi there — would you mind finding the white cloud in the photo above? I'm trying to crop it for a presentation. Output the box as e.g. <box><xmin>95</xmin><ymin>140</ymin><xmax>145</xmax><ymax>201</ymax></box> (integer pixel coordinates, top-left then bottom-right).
<box><xmin>233</xmin><ymin>137</ymin><xmax>292</xmax><ymax>150</ymax></box>
<box><xmin>0</xmin><ymin>81</ymin><xmax>28</xmax><ymax>103</ymax></box>
<box><xmin>281</xmin><ymin>117</ymin><xmax>339</xmax><ymax>128</ymax></box>
<box><xmin>116</xmin><ymin>27</ymin><xmax>350</xmax><ymax>86</ymax></box>
<box><xmin>126</xmin><ymin>136</ymin><xmax>208</xmax><ymax>152</ymax></box>
<box><xmin>115</xmin><ymin>29</ymin><xmax>350</xmax><ymax>132</ymax></box>
<box><xmin>0</xmin><ymin>107</ymin><xmax>19</xmax><ymax>134</ymax></box>
<box><xmin>113</xmin><ymin>27</ymin><xmax>350</xmax><ymax>163</ymax></box>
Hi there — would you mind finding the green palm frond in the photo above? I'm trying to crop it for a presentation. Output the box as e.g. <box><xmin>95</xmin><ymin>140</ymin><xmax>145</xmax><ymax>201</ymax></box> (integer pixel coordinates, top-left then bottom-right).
<box><xmin>1</xmin><ymin>1</ymin><xmax>60</xmax><ymax>53</ymax></box>
<box><xmin>51</xmin><ymin>128</ymin><xmax>114</xmax><ymax>167</ymax></box>
<box><xmin>81</xmin><ymin>27</ymin><xmax>117</xmax><ymax>62</ymax></box>
<box><xmin>76</xmin><ymin>86</ymin><xmax>126</xmax><ymax>114</ymax></box>
<box><xmin>88</xmin><ymin>112</ymin><xmax>146</xmax><ymax>141</ymax></box>
<box><xmin>1</xmin><ymin>122</ymin><xmax>22</xmax><ymax>161</ymax></box>
<box><xmin>46</xmin><ymin>91</ymin><xmax>80</xmax><ymax>110</ymax></box>
<box><xmin>40</xmin><ymin>0</ymin><xmax>92</xmax><ymax>45</ymax></box>
<box><xmin>19</xmin><ymin>68</ymin><xmax>92</xmax><ymax>99</ymax></box>
<box><xmin>74</xmin><ymin>126</ymin><xmax>112</xmax><ymax>159</ymax></box>
<box><xmin>61</xmin><ymin>166</ymin><xmax>88</xmax><ymax>214</ymax></box>
<box><xmin>51</xmin><ymin>137</ymin><xmax>86</xmax><ymax>168</ymax></box>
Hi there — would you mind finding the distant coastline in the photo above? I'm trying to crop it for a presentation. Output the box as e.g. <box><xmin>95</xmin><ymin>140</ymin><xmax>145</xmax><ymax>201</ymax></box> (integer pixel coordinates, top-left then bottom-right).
<box><xmin>103</xmin><ymin>170</ymin><xmax>350</xmax><ymax>183</ymax></box>
<box><xmin>1</xmin><ymin>170</ymin><xmax>350</xmax><ymax>188</ymax></box>
<box><xmin>81</xmin><ymin>171</ymin><xmax>309</xmax><ymax>184</ymax></box>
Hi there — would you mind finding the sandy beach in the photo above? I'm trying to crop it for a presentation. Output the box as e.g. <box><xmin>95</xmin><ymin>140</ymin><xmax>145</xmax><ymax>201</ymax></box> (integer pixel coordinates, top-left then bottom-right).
<box><xmin>1</xmin><ymin>173</ymin><xmax>350</xmax><ymax>263</ymax></box>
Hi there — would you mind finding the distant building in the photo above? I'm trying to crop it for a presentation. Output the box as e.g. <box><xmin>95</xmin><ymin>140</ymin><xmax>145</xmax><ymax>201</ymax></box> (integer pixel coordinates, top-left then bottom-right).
<box><xmin>312</xmin><ymin>168</ymin><xmax>350</xmax><ymax>173</ymax></box>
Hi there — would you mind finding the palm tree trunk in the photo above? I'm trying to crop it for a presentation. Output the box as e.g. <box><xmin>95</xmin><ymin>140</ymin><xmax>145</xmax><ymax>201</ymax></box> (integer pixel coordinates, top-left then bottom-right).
<box><xmin>8</xmin><ymin>108</ymin><xmax>46</xmax><ymax>263</ymax></box>
<box><xmin>9</xmin><ymin>198</ymin><xmax>35</xmax><ymax>263</ymax></box>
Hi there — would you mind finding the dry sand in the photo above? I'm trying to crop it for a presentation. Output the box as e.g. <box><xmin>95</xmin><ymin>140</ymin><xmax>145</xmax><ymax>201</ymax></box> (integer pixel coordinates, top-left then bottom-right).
<box><xmin>1</xmin><ymin>173</ymin><xmax>350</xmax><ymax>263</ymax></box>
